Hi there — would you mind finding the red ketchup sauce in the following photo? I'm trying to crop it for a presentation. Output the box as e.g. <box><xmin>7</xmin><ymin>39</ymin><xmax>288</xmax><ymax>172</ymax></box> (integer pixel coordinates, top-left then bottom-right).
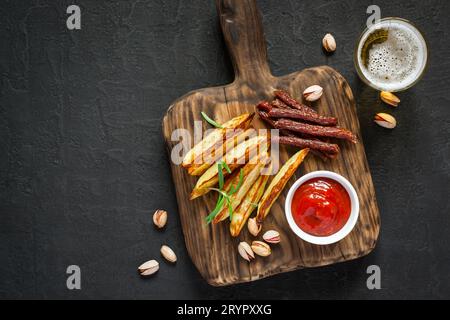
<box><xmin>291</xmin><ymin>177</ymin><xmax>351</xmax><ymax>237</ymax></box>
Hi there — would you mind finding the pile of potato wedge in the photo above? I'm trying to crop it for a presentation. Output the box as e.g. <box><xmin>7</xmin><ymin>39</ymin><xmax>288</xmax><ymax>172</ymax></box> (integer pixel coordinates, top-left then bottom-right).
<box><xmin>181</xmin><ymin>112</ymin><xmax>309</xmax><ymax>237</ymax></box>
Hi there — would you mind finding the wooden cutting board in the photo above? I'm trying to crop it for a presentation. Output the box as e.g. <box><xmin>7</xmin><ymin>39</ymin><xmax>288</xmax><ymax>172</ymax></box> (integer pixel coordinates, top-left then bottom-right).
<box><xmin>162</xmin><ymin>0</ymin><xmax>380</xmax><ymax>286</ymax></box>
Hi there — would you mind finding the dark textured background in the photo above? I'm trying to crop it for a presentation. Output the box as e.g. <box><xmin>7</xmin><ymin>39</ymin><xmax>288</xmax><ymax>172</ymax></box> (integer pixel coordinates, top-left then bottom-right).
<box><xmin>1</xmin><ymin>0</ymin><xmax>449</xmax><ymax>299</ymax></box>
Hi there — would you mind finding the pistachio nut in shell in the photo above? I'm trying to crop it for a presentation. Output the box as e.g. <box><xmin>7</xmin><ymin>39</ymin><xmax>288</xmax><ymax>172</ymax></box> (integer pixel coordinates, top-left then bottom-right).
<box><xmin>251</xmin><ymin>241</ymin><xmax>271</xmax><ymax>257</ymax></box>
<box><xmin>262</xmin><ymin>230</ymin><xmax>281</xmax><ymax>244</ymax></box>
<box><xmin>238</xmin><ymin>242</ymin><xmax>255</xmax><ymax>262</ymax></box>
<box><xmin>303</xmin><ymin>85</ymin><xmax>323</xmax><ymax>102</ymax></box>
<box><xmin>374</xmin><ymin>113</ymin><xmax>397</xmax><ymax>129</ymax></box>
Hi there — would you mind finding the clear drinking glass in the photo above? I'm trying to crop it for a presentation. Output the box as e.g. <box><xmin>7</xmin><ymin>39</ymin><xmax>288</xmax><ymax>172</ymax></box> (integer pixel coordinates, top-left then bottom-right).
<box><xmin>354</xmin><ymin>17</ymin><xmax>428</xmax><ymax>92</ymax></box>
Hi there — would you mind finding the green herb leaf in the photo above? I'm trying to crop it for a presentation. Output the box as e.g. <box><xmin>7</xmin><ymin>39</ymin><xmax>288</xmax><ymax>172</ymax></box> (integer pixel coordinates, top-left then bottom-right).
<box><xmin>226</xmin><ymin>197</ymin><xmax>233</xmax><ymax>220</ymax></box>
<box><xmin>201</xmin><ymin>112</ymin><xmax>223</xmax><ymax>128</ymax></box>
<box><xmin>217</xmin><ymin>163</ymin><xmax>224</xmax><ymax>190</ymax></box>
<box><xmin>205</xmin><ymin>195</ymin><xmax>224</xmax><ymax>224</ymax></box>
<box><xmin>209</xmin><ymin>188</ymin><xmax>230</xmax><ymax>199</ymax></box>
<box><xmin>236</xmin><ymin>168</ymin><xmax>244</xmax><ymax>190</ymax></box>
<box><xmin>221</xmin><ymin>161</ymin><xmax>232</xmax><ymax>174</ymax></box>
<box><xmin>229</xmin><ymin>168</ymin><xmax>244</xmax><ymax>195</ymax></box>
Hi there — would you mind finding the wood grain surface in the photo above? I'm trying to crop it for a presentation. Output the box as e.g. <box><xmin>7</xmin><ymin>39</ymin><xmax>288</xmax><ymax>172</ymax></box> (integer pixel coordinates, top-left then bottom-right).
<box><xmin>162</xmin><ymin>0</ymin><xmax>380</xmax><ymax>286</ymax></box>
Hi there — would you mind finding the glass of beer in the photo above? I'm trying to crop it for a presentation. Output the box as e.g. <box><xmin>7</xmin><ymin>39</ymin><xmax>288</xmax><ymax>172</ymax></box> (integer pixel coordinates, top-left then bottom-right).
<box><xmin>354</xmin><ymin>17</ymin><xmax>428</xmax><ymax>92</ymax></box>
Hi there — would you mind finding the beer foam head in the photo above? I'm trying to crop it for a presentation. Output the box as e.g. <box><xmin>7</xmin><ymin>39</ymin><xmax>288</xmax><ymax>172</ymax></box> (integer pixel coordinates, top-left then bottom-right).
<box><xmin>357</xmin><ymin>19</ymin><xmax>427</xmax><ymax>92</ymax></box>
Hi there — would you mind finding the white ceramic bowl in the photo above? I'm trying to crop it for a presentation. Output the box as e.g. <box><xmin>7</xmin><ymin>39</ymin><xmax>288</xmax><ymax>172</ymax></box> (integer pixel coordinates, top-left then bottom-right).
<box><xmin>284</xmin><ymin>171</ymin><xmax>359</xmax><ymax>245</ymax></box>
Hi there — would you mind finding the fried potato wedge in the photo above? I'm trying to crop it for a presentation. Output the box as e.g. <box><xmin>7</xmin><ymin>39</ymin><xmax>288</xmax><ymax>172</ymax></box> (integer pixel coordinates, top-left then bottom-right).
<box><xmin>212</xmin><ymin>155</ymin><xmax>268</xmax><ymax>223</ymax></box>
<box><xmin>190</xmin><ymin>135</ymin><xmax>268</xmax><ymax>200</ymax></box>
<box><xmin>230</xmin><ymin>166</ymin><xmax>271</xmax><ymax>237</ymax></box>
<box><xmin>187</xmin><ymin>129</ymin><xmax>255</xmax><ymax>176</ymax></box>
<box><xmin>181</xmin><ymin>113</ymin><xmax>254</xmax><ymax>168</ymax></box>
<box><xmin>256</xmin><ymin>149</ymin><xmax>309</xmax><ymax>223</ymax></box>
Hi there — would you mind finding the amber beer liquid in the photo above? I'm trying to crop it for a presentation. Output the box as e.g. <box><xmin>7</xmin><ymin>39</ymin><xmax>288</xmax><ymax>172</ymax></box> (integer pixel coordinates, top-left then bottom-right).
<box><xmin>355</xmin><ymin>18</ymin><xmax>427</xmax><ymax>92</ymax></box>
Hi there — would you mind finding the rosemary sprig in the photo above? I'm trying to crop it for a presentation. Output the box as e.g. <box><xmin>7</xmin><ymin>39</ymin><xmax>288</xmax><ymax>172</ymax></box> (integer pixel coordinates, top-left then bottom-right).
<box><xmin>201</xmin><ymin>112</ymin><xmax>223</xmax><ymax>128</ymax></box>
<box><xmin>205</xmin><ymin>188</ymin><xmax>229</xmax><ymax>224</ymax></box>
<box><xmin>205</xmin><ymin>164</ymin><xmax>245</xmax><ymax>224</ymax></box>
<box><xmin>205</xmin><ymin>195</ymin><xmax>225</xmax><ymax>224</ymax></box>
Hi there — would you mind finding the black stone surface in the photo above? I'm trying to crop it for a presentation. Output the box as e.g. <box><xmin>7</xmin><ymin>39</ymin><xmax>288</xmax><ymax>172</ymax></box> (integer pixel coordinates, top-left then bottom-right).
<box><xmin>0</xmin><ymin>0</ymin><xmax>449</xmax><ymax>299</ymax></box>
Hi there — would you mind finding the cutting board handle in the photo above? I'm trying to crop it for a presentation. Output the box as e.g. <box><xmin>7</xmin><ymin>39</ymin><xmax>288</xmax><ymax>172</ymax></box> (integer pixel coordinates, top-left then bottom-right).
<box><xmin>216</xmin><ymin>0</ymin><xmax>273</xmax><ymax>83</ymax></box>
